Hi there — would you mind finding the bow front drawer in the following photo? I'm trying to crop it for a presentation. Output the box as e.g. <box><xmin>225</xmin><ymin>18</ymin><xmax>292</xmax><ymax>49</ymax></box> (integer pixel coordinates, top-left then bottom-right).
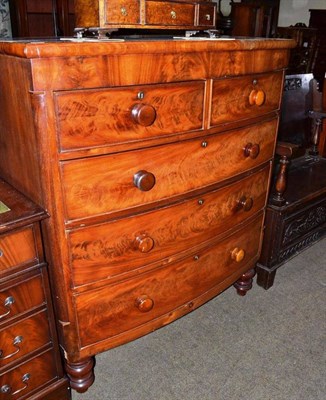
<box><xmin>68</xmin><ymin>166</ymin><xmax>270</xmax><ymax>286</ymax></box>
<box><xmin>210</xmin><ymin>71</ymin><xmax>284</xmax><ymax>127</ymax></box>
<box><xmin>54</xmin><ymin>81</ymin><xmax>205</xmax><ymax>152</ymax></box>
<box><xmin>75</xmin><ymin>214</ymin><xmax>263</xmax><ymax>348</ymax></box>
<box><xmin>61</xmin><ymin>118</ymin><xmax>277</xmax><ymax>222</ymax></box>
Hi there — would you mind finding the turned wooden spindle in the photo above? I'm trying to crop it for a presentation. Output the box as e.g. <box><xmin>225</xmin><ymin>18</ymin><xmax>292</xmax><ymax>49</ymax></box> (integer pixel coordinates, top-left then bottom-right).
<box><xmin>233</xmin><ymin>268</ymin><xmax>256</xmax><ymax>296</ymax></box>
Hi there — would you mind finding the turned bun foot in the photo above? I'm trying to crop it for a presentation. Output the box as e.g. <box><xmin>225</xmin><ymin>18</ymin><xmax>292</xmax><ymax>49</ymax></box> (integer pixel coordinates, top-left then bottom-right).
<box><xmin>233</xmin><ymin>268</ymin><xmax>256</xmax><ymax>296</ymax></box>
<box><xmin>65</xmin><ymin>356</ymin><xmax>95</xmax><ymax>393</ymax></box>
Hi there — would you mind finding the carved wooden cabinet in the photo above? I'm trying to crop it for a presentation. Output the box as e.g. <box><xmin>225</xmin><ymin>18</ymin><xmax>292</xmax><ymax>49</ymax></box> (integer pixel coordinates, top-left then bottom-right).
<box><xmin>74</xmin><ymin>0</ymin><xmax>217</xmax><ymax>33</ymax></box>
<box><xmin>0</xmin><ymin>180</ymin><xmax>70</xmax><ymax>399</ymax></box>
<box><xmin>0</xmin><ymin>37</ymin><xmax>294</xmax><ymax>393</ymax></box>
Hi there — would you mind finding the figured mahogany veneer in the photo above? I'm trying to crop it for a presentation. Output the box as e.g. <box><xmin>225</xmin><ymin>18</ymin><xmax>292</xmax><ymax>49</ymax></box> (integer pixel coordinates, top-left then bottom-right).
<box><xmin>0</xmin><ymin>38</ymin><xmax>295</xmax><ymax>393</ymax></box>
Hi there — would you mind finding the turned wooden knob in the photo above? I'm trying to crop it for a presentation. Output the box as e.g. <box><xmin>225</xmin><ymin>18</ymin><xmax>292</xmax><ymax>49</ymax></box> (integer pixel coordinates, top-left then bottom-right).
<box><xmin>231</xmin><ymin>247</ymin><xmax>245</xmax><ymax>262</ymax></box>
<box><xmin>135</xmin><ymin>235</ymin><xmax>154</xmax><ymax>253</ymax></box>
<box><xmin>249</xmin><ymin>89</ymin><xmax>266</xmax><ymax>106</ymax></box>
<box><xmin>244</xmin><ymin>143</ymin><xmax>260</xmax><ymax>159</ymax></box>
<box><xmin>133</xmin><ymin>170</ymin><xmax>156</xmax><ymax>191</ymax></box>
<box><xmin>135</xmin><ymin>295</ymin><xmax>154</xmax><ymax>312</ymax></box>
<box><xmin>131</xmin><ymin>103</ymin><xmax>156</xmax><ymax>126</ymax></box>
<box><xmin>238</xmin><ymin>196</ymin><xmax>253</xmax><ymax>211</ymax></box>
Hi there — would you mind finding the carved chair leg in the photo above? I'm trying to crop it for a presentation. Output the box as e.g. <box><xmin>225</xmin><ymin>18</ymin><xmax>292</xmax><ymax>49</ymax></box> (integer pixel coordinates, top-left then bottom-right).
<box><xmin>65</xmin><ymin>356</ymin><xmax>95</xmax><ymax>393</ymax></box>
<box><xmin>272</xmin><ymin>155</ymin><xmax>289</xmax><ymax>206</ymax></box>
<box><xmin>233</xmin><ymin>268</ymin><xmax>256</xmax><ymax>296</ymax></box>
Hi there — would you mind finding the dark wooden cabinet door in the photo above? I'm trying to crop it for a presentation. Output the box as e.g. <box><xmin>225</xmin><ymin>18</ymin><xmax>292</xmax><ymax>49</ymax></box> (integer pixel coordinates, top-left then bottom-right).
<box><xmin>9</xmin><ymin>0</ymin><xmax>75</xmax><ymax>37</ymax></box>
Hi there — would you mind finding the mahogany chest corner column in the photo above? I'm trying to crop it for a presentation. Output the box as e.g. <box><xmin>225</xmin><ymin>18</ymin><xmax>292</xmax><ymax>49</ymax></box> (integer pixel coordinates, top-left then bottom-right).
<box><xmin>0</xmin><ymin>37</ymin><xmax>295</xmax><ymax>393</ymax></box>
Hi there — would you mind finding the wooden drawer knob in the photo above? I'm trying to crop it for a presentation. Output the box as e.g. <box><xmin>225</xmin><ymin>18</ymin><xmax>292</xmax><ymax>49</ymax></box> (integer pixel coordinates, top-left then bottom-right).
<box><xmin>133</xmin><ymin>170</ymin><xmax>156</xmax><ymax>191</ymax></box>
<box><xmin>231</xmin><ymin>247</ymin><xmax>245</xmax><ymax>263</ymax></box>
<box><xmin>131</xmin><ymin>103</ymin><xmax>156</xmax><ymax>126</ymax></box>
<box><xmin>135</xmin><ymin>295</ymin><xmax>154</xmax><ymax>312</ymax></box>
<box><xmin>238</xmin><ymin>196</ymin><xmax>253</xmax><ymax>211</ymax></box>
<box><xmin>249</xmin><ymin>89</ymin><xmax>266</xmax><ymax>106</ymax></box>
<box><xmin>135</xmin><ymin>235</ymin><xmax>154</xmax><ymax>253</ymax></box>
<box><xmin>244</xmin><ymin>143</ymin><xmax>260</xmax><ymax>159</ymax></box>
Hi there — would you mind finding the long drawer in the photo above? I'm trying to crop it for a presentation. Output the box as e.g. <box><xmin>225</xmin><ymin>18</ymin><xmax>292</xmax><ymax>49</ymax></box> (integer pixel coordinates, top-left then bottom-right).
<box><xmin>61</xmin><ymin>118</ymin><xmax>277</xmax><ymax>222</ymax></box>
<box><xmin>75</xmin><ymin>214</ymin><xmax>263</xmax><ymax>348</ymax></box>
<box><xmin>210</xmin><ymin>71</ymin><xmax>284</xmax><ymax>127</ymax></box>
<box><xmin>54</xmin><ymin>81</ymin><xmax>205</xmax><ymax>152</ymax></box>
<box><xmin>68</xmin><ymin>166</ymin><xmax>270</xmax><ymax>286</ymax></box>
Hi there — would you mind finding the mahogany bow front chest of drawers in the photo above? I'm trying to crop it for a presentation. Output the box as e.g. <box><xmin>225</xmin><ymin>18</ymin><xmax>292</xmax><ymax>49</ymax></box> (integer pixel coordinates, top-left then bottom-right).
<box><xmin>0</xmin><ymin>37</ymin><xmax>294</xmax><ymax>392</ymax></box>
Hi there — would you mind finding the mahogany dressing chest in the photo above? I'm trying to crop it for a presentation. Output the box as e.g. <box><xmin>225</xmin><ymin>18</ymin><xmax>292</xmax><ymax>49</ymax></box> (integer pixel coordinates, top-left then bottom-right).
<box><xmin>0</xmin><ymin>37</ymin><xmax>295</xmax><ymax>392</ymax></box>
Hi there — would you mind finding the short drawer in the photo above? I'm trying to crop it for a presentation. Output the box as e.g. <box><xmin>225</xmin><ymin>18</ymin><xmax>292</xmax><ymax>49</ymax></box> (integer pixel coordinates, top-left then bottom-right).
<box><xmin>145</xmin><ymin>1</ymin><xmax>195</xmax><ymax>26</ymax></box>
<box><xmin>69</xmin><ymin>166</ymin><xmax>270</xmax><ymax>286</ymax></box>
<box><xmin>75</xmin><ymin>214</ymin><xmax>263</xmax><ymax>347</ymax></box>
<box><xmin>54</xmin><ymin>81</ymin><xmax>205</xmax><ymax>152</ymax></box>
<box><xmin>61</xmin><ymin>118</ymin><xmax>277</xmax><ymax>221</ymax></box>
<box><xmin>0</xmin><ymin>349</ymin><xmax>58</xmax><ymax>398</ymax></box>
<box><xmin>0</xmin><ymin>275</ymin><xmax>45</xmax><ymax>324</ymax></box>
<box><xmin>0</xmin><ymin>227</ymin><xmax>38</xmax><ymax>274</ymax></box>
<box><xmin>0</xmin><ymin>311</ymin><xmax>51</xmax><ymax>368</ymax></box>
<box><xmin>210</xmin><ymin>71</ymin><xmax>284</xmax><ymax>127</ymax></box>
<box><xmin>197</xmin><ymin>3</ymin><xmax>216</xmax><ymax>27</ymax></box>
<box><xmin>104</xmin><ymin>0</ymin><xmax>140</xmax><ymax>25</ymax></box>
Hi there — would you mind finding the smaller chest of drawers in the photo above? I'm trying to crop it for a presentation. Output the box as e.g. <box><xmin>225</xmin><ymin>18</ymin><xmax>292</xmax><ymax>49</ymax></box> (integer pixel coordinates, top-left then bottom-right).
<box><xmin>0</xmin><ymin>180</ymin><xmax>70</xmax><ymax>400</ymax></box>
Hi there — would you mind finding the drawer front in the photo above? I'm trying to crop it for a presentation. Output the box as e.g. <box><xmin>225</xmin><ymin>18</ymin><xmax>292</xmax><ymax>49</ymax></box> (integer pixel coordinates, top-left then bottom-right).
<box><xmin>0</xmin><ymin>350</ymin><xmax>57</xmax><ymax>398</ymax></box>
<box><xmin>69</xmin><ymin>166</ymin><xmax>270</xmax><ymax>286</ymax></box>
<box><xmin>61</xmin><ymin>118</ymin><xmax>277</xmax><ymax>221</ymax></box>
<box><xmin>197</xmin><ymin>3</ymin><xmax>216</xmax><ymax>27</ymax></box>
<box><xmin>75</xmin><ymin>215</ymin><xmax>263</xmax><ymax>347</ymax></box>
<box><xmin>0</xmin><ymin>275</ymin><xmax>45</xmax><ymax>324</ymax></box>
<box><xmin>0</xmin><ymin>311</ymin><xmax>51</xmax><ymax>368</ymax></box>
<box><xmin>0</xmin><ymin>228</ymin><xmax>38</xmax><ymax>274</ymax></box>
<box><xmin>55</xmin><ymin>81</ymin><xmax>205</xmax><ymax>151</ymax></box>
<box><xmin>146</xmin><ymin>2</ymin><xmax>195</xmax><ymax>26</ymax></box>
<box><xmin>210</xmin><ymin>72</ymin><xmax>284</xmax><ymax>127</ymax></box>
<box><xmin>104</xmin><ymin>0</ymin><xmax>140</xmax><ymax>25</ymax></box>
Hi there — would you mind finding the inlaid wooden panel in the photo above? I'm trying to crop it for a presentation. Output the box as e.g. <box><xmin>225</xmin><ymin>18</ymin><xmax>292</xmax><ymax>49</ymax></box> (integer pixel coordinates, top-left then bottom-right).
<box><xmin>145</xmin><ymin>1</ymin><xmax>195</xmax><ymax>26</ymax></box>
<box><xmin>0</xmin><ymin>311</ymin><xmax>51</xmax><ymax>368</ymax></box>
<box><xmin>75</xmin><ymin>214</ymin><xmax>263</xmax><ymax>347</ymax></box>
<box><xmin>54</xmin><ymin>81</ymin><xmax>205</xmax><ymax>151</ymax></box>
<box><xmin>210</xmin><ymin>71</ymin><xmax>284</xmax><ymax>127</ymax></box>
<box><xmin>0</xmin><ymin>228</ymin><xmax>38</xmax><ymax>274</ymax></box>
<box><xmin>0</xmin><ymin>275</ymin><xmax>45</xmax><ymax>324</ymax></box>
<box><xmin>69</xmin><ymin>166</ymin><xmax>270</xmax><ymax>286</ymax></box>
<box><xmin>0</xmin><ymin>349</ymin><xmax>57</xmax><ymax>398</ymax></box>
<box><xmin>61</xmin><ymin>119</ymin><xmax>278</xmax><ymax>221</ymax></box>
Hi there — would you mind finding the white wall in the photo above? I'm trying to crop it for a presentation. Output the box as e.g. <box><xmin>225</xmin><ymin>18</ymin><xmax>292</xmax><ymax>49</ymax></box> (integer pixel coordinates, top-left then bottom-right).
<box><xmin>276</xmin><ymin>0</ymin><xmax>326</xmax><ymax>27</ymax></box>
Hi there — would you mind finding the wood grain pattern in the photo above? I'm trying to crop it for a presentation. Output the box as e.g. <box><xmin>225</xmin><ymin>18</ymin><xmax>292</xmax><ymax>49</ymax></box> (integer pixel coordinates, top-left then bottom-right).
<box><xmin>55</xmin><ymin>81</ymin><xmax>205</xmax><ymax>151</ymax></box>
<box><xmin>75</xmin><ymin>214</ymin><xmax>263</xmax><ymax>347</ymax></box>
<box><xmin>0</xmin><ymin>310</ymin><xmax>51</xmax><ymax>368</ymax></box>
<box><xmin>104</xmin><ymin>0</ymin><xmax>140</xmax><ymax>25</ymax></box>
<box><xmin>0</xmin><ymin>349</ymin><xmax>57</xmax><ymax>398</ymax></box>
<box><xmin>61</xmin><ymin>119</ymin><xmax>277</xmax><ymax>221</ymax></box>
<box><xmin>69</xmin><ymin>166</ymin><xmax>270</xmax><ymax>286</ymax></box>
<box><xmin>210</xmin><ymin>71</ymin><xmax>284</xmax><ymax>127</ymax></box>
<box><xmin>145</xmin><ymin>1</ymin><xmax>195</xmax><ymax>26</ymax></box>
<box><xmin>0</xmin><ymin>228</ymin><xmax>38</xmax><ymax>274</ymax></box>
<box><xmin>0</xmin><ymin>274</ymin><xmax>45</xmax><ymax>323</ymax></box>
